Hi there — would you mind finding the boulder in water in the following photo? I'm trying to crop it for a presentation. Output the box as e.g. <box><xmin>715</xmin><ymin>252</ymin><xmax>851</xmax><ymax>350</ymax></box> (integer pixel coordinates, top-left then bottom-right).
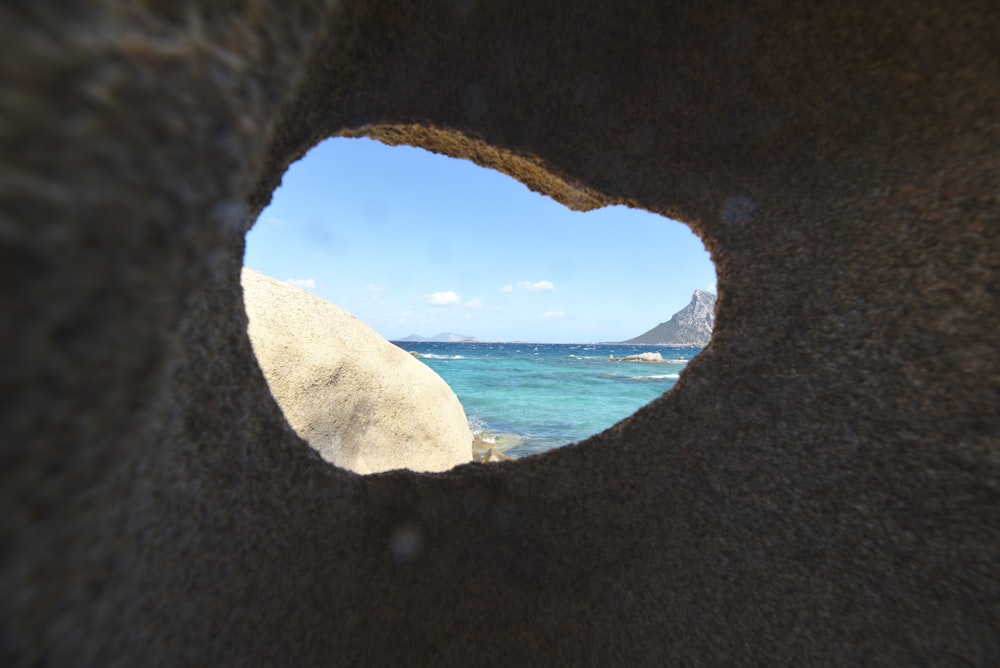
<box><xmin>618</xmin><ymin>352</ymin><xmax>664</xmax><ymax>362</ymax></box>
<box><xmin>242</xmin><ymin>268</ymin><xmax>472</xmax><ymax>474</ymax></box>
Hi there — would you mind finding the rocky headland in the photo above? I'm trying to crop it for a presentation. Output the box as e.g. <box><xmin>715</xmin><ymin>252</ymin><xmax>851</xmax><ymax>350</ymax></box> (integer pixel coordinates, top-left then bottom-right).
<box><xmin>623</xmin><ymin>289</ymin><xmax>716</xmax><ymax>346</ymax></box>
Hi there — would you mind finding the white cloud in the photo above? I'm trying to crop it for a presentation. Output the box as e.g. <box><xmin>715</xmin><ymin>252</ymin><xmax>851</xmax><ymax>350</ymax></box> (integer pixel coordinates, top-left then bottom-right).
<box><xmin>424</xmin><ymin>292</ymin><xmax>485</xmax><ymax>309</ymax></box>
<box><xmin>499</xmin><ymin>284</ymin><xmax>513</xmax><ymax>293</ymax></box>
<box><xmin>517</xmin><ymin>280</ymin><xmax>556</xmax><ymax>292</ymax></box>
<box><xmin>265</xmin><ymin>216</ymin><xmax>287</xmax><ymax>226</ymax></box>
<box><xmin>427</xmin><ymin>291</ymin><xmax>462</xmax><ymax>306</ymax></box>
<box><xmin>541</xmin><ymin>310</ymin><xmax>566</xmax><ymax>318</ymax></box>
<box><xmin>286</xmin><ymin>278</ymin><xmax>317</xmax><ymax>290</ymax></box>
<box><xmin>706</xmin><ymin>281</ymin><xmax>717</xmax><ymax>294</ymax></box>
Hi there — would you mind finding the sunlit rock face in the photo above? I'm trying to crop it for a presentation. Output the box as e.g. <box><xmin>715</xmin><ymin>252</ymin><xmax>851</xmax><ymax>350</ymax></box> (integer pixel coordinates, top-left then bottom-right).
<box><xmin>242</xmin><ymin>268</ymin><xmax>473</xmax><ymax>474</ymax></box>
<box><xmin>2</xmin><ymin>1</ymin><xmax>997</xmax><ymax>666</ymax></box>
<box><xmin>624</xmin><ymin>289</ymin><xmax>716</xmax><ymax>346</ymax></box>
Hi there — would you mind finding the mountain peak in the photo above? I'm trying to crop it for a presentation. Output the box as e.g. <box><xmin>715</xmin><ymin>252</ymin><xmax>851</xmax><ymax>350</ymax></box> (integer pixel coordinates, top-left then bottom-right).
<box><xmin>621</xmin><ymin>290</ymin><xmax>716</xmax><ymax>346</ymax></box>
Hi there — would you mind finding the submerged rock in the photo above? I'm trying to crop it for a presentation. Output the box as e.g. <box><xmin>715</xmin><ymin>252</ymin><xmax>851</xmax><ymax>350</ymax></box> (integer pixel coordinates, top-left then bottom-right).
<box><xmin>480</xmin><ymin>447</ymin><xmax>515</xmax><ymax>463</ymax></box>
<box><xmin>242</xmin><ymin>268</ymin><xmax>472</xmax><ymax>474</ymax></box>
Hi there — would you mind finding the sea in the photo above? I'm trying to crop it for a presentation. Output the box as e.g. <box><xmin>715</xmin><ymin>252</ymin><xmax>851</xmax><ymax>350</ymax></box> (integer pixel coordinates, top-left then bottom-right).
<box><xmin>392</xmin><ymin>341</ymin><xmax>702</xmax><ymax>458</ymax></box>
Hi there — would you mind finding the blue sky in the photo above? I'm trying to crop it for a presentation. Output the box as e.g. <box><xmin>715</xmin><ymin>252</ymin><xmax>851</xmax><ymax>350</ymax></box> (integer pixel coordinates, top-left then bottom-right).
<box><xmin>244</xmin><ymin>137</ymin><xmax>716</xmax><ymax>343</ymax></box>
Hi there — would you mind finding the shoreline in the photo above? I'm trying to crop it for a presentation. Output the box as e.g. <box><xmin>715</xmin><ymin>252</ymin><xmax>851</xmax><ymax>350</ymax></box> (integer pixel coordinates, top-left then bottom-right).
<box><xmin>394</xmin><ymin>339</ymin><xmax>705</xmax><ymax>347</ymax></box>
<box><xmin>471</xmin><ymin>430</ymin><xmax>522</xmax><ymax>462</ymax></box>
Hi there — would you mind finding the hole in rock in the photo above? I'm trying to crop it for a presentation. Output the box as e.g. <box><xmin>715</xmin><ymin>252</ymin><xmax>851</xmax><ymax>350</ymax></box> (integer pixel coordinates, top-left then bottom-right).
<box><xmin>244</xmin><ymin>137</ymin><xmax>716</xmax><ymax>474</ymax></box>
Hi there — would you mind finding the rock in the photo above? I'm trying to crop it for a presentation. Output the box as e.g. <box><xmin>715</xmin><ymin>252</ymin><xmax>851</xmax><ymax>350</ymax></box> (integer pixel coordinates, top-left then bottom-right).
<box><xmin>3</xmin><ymin>3</ymin><xmax>997</xmax><ymax>666</ymax></box>
<box><xmin>242</xmin><ymin>268</ymin><xmax>472</xmax><ymax>474</ymax></box>
<box><xmin>471</xmin><ymin>433</ymin><xmax>492</xmax><ymax>453</ymax></box>
<box><xmin>617</xmin><ymin>352</ymin><xmax>664</xmax><ymax>362</ymax></box>
<box><xmin>481</xmin><ymin>447</ymin><xmax>515</xmax><ymax>463</ymax></box>
<box><xmin>623</xmin><ymin>289</ymin><xmax>716</xmax><ymax>346</ymax></box>
<box><xmin>472</xmin><ymin>433</ymin><xmax>520</xmax><ymax>461</ymax></box>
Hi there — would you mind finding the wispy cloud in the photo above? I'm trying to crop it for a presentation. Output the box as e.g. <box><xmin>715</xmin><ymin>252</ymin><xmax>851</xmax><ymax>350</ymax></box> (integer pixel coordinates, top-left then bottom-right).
<box><xmin>541</xmin><ymin>310</ymin><xmax>566</xmax><ymax>318</ymax></box>
<box><xmin>464</xmin><ymin>298</ymin><xmax>484</xmax><ymax>310</ymax></box>
<box><xmin>286</xmin><ymin>278</ymin><xmax>317</xmax><ymax>290</ymax></box>
<box><xmin>517</xmin><ymin>280</ymin><xmax>556</xmax><ymax>292</ymax></box>
<box><xmin>502</xmin><ymin>280</ymin><xmax>556</xmax><ymax>293</ymax></box>
<box><xmin>426</xmin><ymin>291</ymin><xmax>462</xmax><ymax>306</ymax></box>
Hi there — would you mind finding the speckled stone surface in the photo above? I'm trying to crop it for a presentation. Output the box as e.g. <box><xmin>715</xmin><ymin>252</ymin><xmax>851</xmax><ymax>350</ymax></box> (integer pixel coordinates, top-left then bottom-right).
<box><xmin>2</xmin><ymin>1</ymin><xmax>997</xmax><ymax>665</ymax></box>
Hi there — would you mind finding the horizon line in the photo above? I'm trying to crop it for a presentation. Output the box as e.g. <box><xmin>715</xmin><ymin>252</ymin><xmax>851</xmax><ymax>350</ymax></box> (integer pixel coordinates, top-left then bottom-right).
<box><xmin>389</xmin><ymin>339</ymin><xmax>705</xmax><ymax>346</ymax></box>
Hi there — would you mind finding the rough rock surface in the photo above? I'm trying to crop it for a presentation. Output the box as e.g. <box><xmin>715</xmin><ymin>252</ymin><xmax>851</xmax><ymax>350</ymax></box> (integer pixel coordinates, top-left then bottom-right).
<box><xmin>625</xmin><ymin>289</ymin><xmax>716</xmax><ymax>346</ymax></box>
<box><xmin>2</xmin><ymin>1</ymin><xmax>998</xmax><ymax>666</ymax></box>
<box><xmin>242</xmin><ymin>269</ymin><xmax>472</xmax><ymax>474</ymax></box>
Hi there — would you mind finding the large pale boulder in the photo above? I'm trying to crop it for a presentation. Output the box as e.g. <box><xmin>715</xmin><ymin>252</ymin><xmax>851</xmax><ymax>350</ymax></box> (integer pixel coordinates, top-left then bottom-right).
<box><xmin>241</xmin><ymin>268</ymin><xmax>472</xmax><ymax>474</ymax></box>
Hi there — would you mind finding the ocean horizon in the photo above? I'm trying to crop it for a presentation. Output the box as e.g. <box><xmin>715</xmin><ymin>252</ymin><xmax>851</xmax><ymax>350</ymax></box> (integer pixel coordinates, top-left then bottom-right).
<box><xmin>393</xmin><ymin>340</ymin><xmax>703</xmax><ymax>457</ymax></box>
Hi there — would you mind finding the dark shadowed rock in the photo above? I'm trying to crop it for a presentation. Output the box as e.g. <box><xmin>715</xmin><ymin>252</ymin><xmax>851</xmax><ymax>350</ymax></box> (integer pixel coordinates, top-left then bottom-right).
<box><xmin>2</xmin><ymin>1</ymin><xmax>997</xmax><ymax>666</ymax></box>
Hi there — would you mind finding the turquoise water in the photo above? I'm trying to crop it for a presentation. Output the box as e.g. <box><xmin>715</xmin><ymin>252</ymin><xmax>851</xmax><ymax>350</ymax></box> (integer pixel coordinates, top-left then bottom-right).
<box><xmin>394</xmin><ymin>342</ymin><xmax>701</xmax><ymax>457</ymax></box>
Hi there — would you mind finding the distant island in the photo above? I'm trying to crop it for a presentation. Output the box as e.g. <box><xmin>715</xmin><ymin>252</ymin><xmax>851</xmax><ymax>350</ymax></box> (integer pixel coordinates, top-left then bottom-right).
<box><xmin>395</xmin><ymin>332</ymin><xmax>477</xmax><ymax>343</ymax></box>
<box><xmin>393</xmin><ymin>291</ymin><xmax>716</xmax><ymax>346</ymax></box>
<box><xmin>621</xmin><ymin>289</ymin><xmax>716</xmax><ymax>346</ymax></box>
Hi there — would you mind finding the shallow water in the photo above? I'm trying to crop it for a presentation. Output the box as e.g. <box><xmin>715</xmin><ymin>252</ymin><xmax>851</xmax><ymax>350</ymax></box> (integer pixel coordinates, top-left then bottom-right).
<box><xmin>395</xmin><ymin>341</ymin><xmax>701</xmax><ymax>457</ymax></box>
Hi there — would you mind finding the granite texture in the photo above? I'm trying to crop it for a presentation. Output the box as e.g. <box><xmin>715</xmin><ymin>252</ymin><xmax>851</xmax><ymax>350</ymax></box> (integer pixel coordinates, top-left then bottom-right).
<box><xmin>243</xmin><ymin>268</ymin><xmax>472</xmax><ymax>474</ymax></box>
<box><xmin>1</xmin><ymin>1</ymin><xmax>997</xmax><ymax>665</ymax></box>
